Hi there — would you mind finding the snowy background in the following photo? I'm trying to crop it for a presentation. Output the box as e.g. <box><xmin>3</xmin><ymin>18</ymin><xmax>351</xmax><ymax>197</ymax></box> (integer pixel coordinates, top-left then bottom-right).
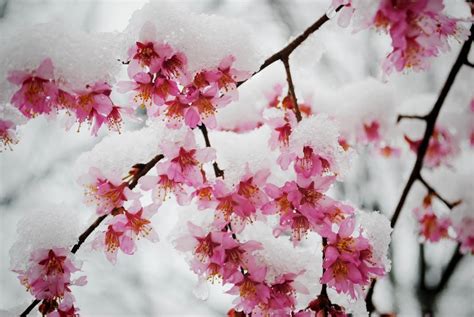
<box><xmin>0</xmin><ymin>0</ymin><xmax>473</xmax><ymax>316</ymax></box>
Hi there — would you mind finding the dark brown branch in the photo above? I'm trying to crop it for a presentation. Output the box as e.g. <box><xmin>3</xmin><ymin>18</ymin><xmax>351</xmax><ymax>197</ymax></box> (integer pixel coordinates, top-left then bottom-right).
<box><xmin>397</xmin><ymin>114</ymin><xmax>428</xmax><ymax>123</ymax></box>
<box><xmin>418</xmin><ymin>174</ymin><xmax>462</xmax><ymax>210</ymax></box>
<box><xmin>237</xmin><ymin>6</ymin><xmax>342</xmax><ymax>88</ymax></box>
<box><xmin>434</xmin><ymin>243</ymin><xmax>464</xmax><ymax>294</ymax></box>
<box><xmin>366</xmin><ymin>25</ymin><xmax>473</xmax><ymax>313</ymax></box>
<box><xmin>282</xmin><ymin>57</ymin><xmax>302</xmax><ymax>122</ymax></box>
<box><xmin>389</xmin><ymin>25</ymin><xmax>472</xmax><ymax>229</ymax></box>
<box><xmin>20</xmin><ymin>153</ymin><xmax>165</xmax><ymax>317</ymax></box>
<box><xmin>197</xmin><ymin>124</ymin><xmax>224</xmax><ymax>178</ymax></box>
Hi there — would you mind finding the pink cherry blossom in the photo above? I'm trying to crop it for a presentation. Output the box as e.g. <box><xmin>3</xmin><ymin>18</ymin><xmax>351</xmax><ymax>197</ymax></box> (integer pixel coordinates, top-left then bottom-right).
<box><xmin>267</xmin><ymin>111</ymin><xmax>297</xmax><ymax>151</ymax></box>
<box><xmin>236</xmin><ymin>168</ymin><xmax>270</xmax><ymax>209</ymax></box>
<box><xmin>264</xmin><ymin>272</ymin><xmax>309</xmax><ymax>315</ymax></box>
<box><xmin>140</xmin><ymin>173</ymin><xmax>191</xmax><ymax>206</ymax></box>
<box><xmin>414</xmin><ymin>206</ymin><xmax>451</xmax><ymax>242</ymax></box>
<box><xmin>228</xmin><ymin>266</ymin><xmax>271</xmax><ymax>314</ymax></box>
<box><xmin>405</xmin><ymin>126</ymin><xmax>459</xmax><ymax>168</ymax></box>
<box><xmin>8</xmin><ymin>58</ymin><xmax>58</xmax><ymax>118</ymax></box>
<box><xmin>79</xmin><ymin>167</ymin><xmax>137</xmax><ymax>216</ymax></box>
<box><xmin>74</xmin><ymin>82</ymin><xmax>122</xmax><ymax>135</ymax></box>
<box><xmin>127</xmin><ymin>41</ymin><xmax>172</xmax><ymax>77</ymax></box>
<box><xmin>117</xmin><ymin>72</ymin><xmax>179</xmax><ymax>117</ymax></box>
<box><xmin>212</xmin><ymin>180</ymin><xmax>257</xmax><ymax>233</ymax></box>
<box><xmin>363</xmin><ymin>120</ymin><xmax>382</xmax><ymax>144</ymax></box>
<box><xmin>0</xmin><ymin>119</ymin><xmax>18</xmax><ymax>151</ymax></box>
<box><xmin>93</xmin><ymin>215</ymin><xmax>134</xmax><ymax>264</ymax></box>
<box><xmin>453</xmin><ymin>216</ymin><xmax>474</xmax><ymax>254</ymax></box>
<box><xmin>158</xmin><ymin>131</ymin><xmax>216</xmax><ymax>186</ymax></box>
<box><xmin>161</xmin><ymin>51</ymin><xmax>189</xmax><ymax>82</ymax></box>
<box><xmin>204</xmin><ymin>55</ymin><xmax>249</xmax><ymax>93</ymax></box>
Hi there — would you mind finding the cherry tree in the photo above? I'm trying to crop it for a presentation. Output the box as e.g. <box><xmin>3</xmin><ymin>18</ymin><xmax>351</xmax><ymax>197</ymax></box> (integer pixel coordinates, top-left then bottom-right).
<box><xmin>0</xmin><ymin>0</ymin><xmax>472</xmax><ymax>316</ymax></box>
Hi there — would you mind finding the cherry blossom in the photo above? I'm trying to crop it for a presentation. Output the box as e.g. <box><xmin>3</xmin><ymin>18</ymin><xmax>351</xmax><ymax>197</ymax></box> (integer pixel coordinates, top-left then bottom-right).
<box><xmin>74</xmin><ymin>82</ymin><xmax>122</xmax><ymax>135</ymax></box>
<box><xmin>79</xmin><ymin>167</ymin><xmax>137</xmax><ymax>216</ymax></box>
<box><xmin>0</xmin><ymin>119</ymin><xmax>18</xmax><ymax>151</ymax></box>
<box><xmin>158</xmin><ymin>131</ymin><xmax>216</xmax><ymax>186</ymax></box>
<box><xmin>452</xmin><ymin>215</ymin><xmax>474</xmax><ymax>254</ymax></box>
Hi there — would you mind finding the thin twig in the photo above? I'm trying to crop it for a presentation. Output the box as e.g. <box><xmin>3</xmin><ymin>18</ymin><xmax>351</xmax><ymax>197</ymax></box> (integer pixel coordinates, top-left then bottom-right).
<box><xmin>397</xmin><ymin>114</ymin><xmax>428</xmax><ymax>123</ymax></box>
<box><xmin>418</xmin><ymin>174</ymin><xmax>462</xmax><ymax>210</ymax></box>
<box><xmin>282</xmin><ymin>57</ymin><xmax>302</xmax><ymax>122</ymax></box>
<box><xmin>20</xmin><ymin>153</ymin><xmax>165</xmax><ymax>317</ymax></box>
<box><xmin>197</xmin><ymin>124</ymin><xmax>224</xmax><ymax>178</ymax></box>
<box><xmin>366</xmin><ymin>24</ymin><xmax>473</xmax><ymax>313</ymax></box>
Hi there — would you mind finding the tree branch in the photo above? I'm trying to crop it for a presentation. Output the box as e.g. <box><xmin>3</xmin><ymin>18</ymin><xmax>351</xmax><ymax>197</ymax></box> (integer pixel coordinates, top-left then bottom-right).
<box><xmin>366</xmin><ymin>24</ymin><xmax>473</xmax><ymax>313</ymax></box>
<box><xmin>20</xmin><ymin>153</ymin><xmax>165</xmax><ymax>317</ymax></box>
<box><xmin>237</xmin><ymin>6</ymin><xmax>342</xmax><ymax>88</ymax></box>
<box><xmin>418</xmin><ymin>174</ymin><xmax>462</xmax><ymax>210</ymax></box>
<box><xmin>434</xmin><ymin>243</ymin><xmax>464</xmax><ymax>294</ymax></box>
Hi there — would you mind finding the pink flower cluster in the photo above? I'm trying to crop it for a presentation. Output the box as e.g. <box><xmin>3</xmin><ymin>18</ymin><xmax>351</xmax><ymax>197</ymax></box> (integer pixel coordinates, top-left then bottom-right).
<box><xmin>79</xmin><ymin>167</ymin><xmax>159</xmax><ymax>263</ymax></box>
<box><xmin>374</xmin><ymin>0</ymin><xmax>469</xmax><ymax>74</ymax></box>
<box><xmin>93</xmin><ymin>201</ymin><xmax>159</xmax><ymax>263</ymax></box>
<box><xmin>328</xmin><ymin>0</ymin><xmax>470</xmax><ymax>75</ymax></box>
<box><xmin>8</xmin><ymin>59</ymin><xmax>122</xmax><ymax>135</ymax></box>
<box><xmin>176</xmin><ymin>222</ymin><xmax>309</xmax><ymax>315</ymax></box>
<box><xmin>322</xmin><ymin>218</ymin><xmax>384</xmax><ymax>298</ymax></box>
<box><xmin>413</xmin><ymin>194</ymin><xmax>473</xmax><ymax>253</ymax></box>
<box><xmin>15</xmin><ymin>248</ymin><xmax>86</xmax><ymax>316</ymax></box>
<box><xmin>119</xmin><ymin>31</ymin><xmax>249</xmax><ymax>129</ymax></box>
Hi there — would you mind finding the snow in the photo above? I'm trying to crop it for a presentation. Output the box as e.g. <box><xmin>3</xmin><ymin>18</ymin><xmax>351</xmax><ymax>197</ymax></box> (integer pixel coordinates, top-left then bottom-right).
<box><xmin>210</xmin><ymin>126</ymin><xmax>279</xmax><ymax>187</ymax></box>
<box><xmin>357</xmin><ymin>209</ymin><xmax>392</xmax><ymax>271</ymax></box>
<box><xmin>315</xmin><ymin>77</ymin><xmax>399</xmax><ymax>144</ymax></box>
<box><xmin>123</xmin><ymin>0</ymin><xmax>263</xmax><ymax>75</ymax></box>
<box><xmin>240</xmin><ymin>221</ymin><xmax>323</xmax><ymax>310</ymax></box>
<box><xmin>74</xmin><ymin>120</ymin><xmax>186</xmax><ymax>181</ymax></box>
<box><xmin>9</xmin><ymin>204</ymin><xmax>83</xmax><ymax>271</ymax></box>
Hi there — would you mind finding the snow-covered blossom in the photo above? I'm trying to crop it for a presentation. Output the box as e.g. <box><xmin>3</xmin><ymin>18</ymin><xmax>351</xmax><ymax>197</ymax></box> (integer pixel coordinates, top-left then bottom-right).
<box><xmin>8</xmin><ymin>58</ymin><xmax>58</xmax><ymax>118</ymax></box>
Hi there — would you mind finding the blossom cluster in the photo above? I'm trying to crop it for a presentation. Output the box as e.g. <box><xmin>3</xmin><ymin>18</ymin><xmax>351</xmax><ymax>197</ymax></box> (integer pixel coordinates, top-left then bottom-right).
<box><xmin>15</xmin><ymin>248</ymin><xmax>86</xmax><ymax>316</ymax></box>
<box><xmin>7</xmin><ymin>58</ymin><xmax>122</xmax><ymax>136</ymax></box>
<box><xmin>330</xmin><ymin>0</ymin><xmax>470</xmax><ymax>74</ymax></box>
<box><xmin>413</xmin><ymin>191</ymin><xmax>473</xmax><ymax>253</ymax></box>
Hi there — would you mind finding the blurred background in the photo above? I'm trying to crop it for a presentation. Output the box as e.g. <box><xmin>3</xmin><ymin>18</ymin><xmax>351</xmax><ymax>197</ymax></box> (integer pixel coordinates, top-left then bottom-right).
<box><xmin>0</xmin><ymin>0</ymin><xmax>473</xmax><ymax>316</ymax></box>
